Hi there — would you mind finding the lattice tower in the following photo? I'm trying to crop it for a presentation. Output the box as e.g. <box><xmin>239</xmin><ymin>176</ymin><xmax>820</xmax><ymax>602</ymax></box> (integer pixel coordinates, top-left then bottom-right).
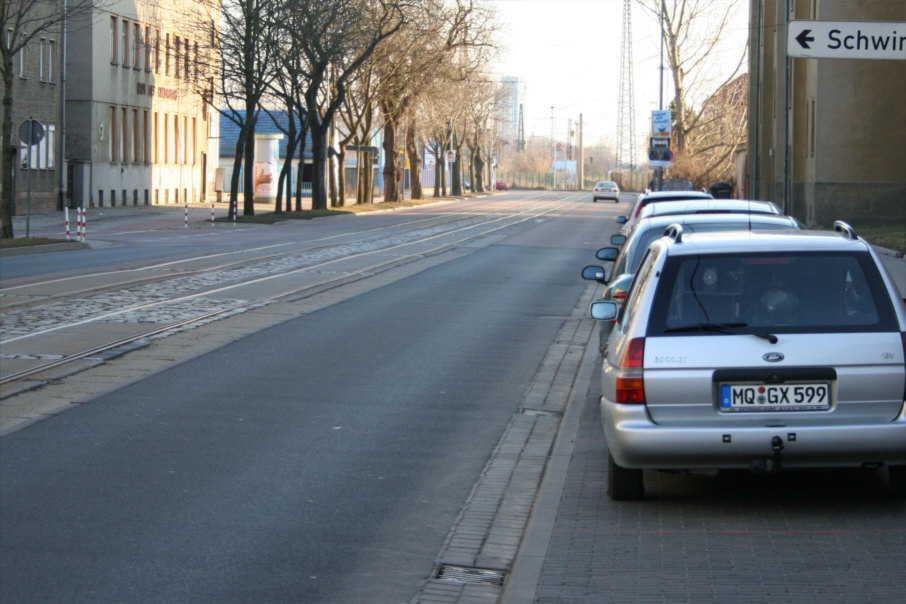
<box><xmin>616</xmin><ymin>0</ymin><xmax>636</xmax><ymax>170</ymax></box>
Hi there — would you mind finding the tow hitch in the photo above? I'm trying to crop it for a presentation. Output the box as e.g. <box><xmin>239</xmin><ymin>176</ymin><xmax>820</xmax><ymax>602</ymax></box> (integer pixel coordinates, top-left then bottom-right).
<box><xmin>751</xmin><ymin>436</ymin><xmax>785</xmax><ymax>475</ymax></box>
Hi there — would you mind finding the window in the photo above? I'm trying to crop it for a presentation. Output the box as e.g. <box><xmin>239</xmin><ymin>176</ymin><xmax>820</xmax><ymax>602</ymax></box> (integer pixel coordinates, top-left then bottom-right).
<box><xmin>143</xmin><ymin>109</ymin><xmax>150</xmax><ymax>163</ymax></box>
<box><xmin>24</xmin><ymin>123</ymin><xmax>56</xmax><ymax>170</ymax></box>
<box><xmin>185</xmin><ymin>39</ymin><xmax>191</xmax><ymax>79</ymax></box>
<box><xmin>154</xmin><ymin>28</ymin><xmax>161</xmax><ymax>73</ymax></box>
<box><xmin>46</xmin><ymin>124</ymin><xmax>55</xmax><ymax>169</ymax></box>
<box><xmin>133</xmin><ymin>22</ymin><xmax>140</xmax><ymax>70</ymax></box>
<box><xmin>174</xmin><ymin>115</ymin><xmax>181</xmax><ymax>164</ymax></box>
<box><xmin>165</xmin><ymin>33</ymin><xmax>170</xmax><ymax>75</ymax></box>
<box><xmin>18</xmin><ymin>32</ymin><xmax>27</xmax><ymax>77</ymax></box>
<box><xmin>193</xmin><ymin>41</ymin><xmax>199</xmax><ymax>81</ymax></box>
<box><xmin>133</xmin><ymin>108</ymin><xmax>140</xmax><ymax>162</ymax></box>
<box><xmin>109</xmin><ymin>105</ymin><xmax>117</xmax><ymax>161</ymax></box>
<box><xmin>144</xmin><ymin>26</ymin><xmax>151</xmax><ymax>71</ymax></box>
<box><xmin>110</xmin><ymin>16</ymin><xmax>118</xmax><ymax>64</ymax></box>
<box><xmin>38</xmin><ymin>38</ymin><xmax>55</xmax><ymax>82</ymax></box>
<box><xmin>163</xmin><ymin>113</ymin><xmax>168</xmax><ymax>163</ymax></box>
<box><xmin>121</xmin><ymin>18</ymin><xmax>129</xmax><ymax>67</ymax></box>
<box><xmin>121</xmin><ymin>107</ymin><xmax>128</xmax><ymax>162</ymax></box>
<box><xmin>174</xmin><ymin>36</ymin><xmax>180</xmax><ymax>78</ymax></box>
<box><xmin>153</xmin><ymin>111</ymin><xmax>159</xmax><ymax>163</ymax></box>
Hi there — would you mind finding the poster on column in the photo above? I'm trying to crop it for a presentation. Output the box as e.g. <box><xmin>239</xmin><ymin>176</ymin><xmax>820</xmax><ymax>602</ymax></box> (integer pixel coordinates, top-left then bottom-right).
<box><xmin>253</xmin><ymin>162</ymin><xmax>275</xmax><ymax>197</ymax></box>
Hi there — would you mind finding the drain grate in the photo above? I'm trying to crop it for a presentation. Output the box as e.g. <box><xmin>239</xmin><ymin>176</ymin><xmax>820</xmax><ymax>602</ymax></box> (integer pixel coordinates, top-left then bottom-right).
<box><xmin>435</xmin><ymin>564</ymin><xmax>506</xmax><ymax>586</ymax></box>
<box><xmin>521</xmin><ymin>408</ymin><xmax>560</xmax><ymax>418</ymax></box>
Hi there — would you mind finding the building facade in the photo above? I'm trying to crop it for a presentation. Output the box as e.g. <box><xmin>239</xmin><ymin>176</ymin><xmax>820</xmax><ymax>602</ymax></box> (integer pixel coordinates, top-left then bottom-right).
<box><xmin>66</xmin><ymin>0</ymin><xmax>218</xmax><ymax>209</ymax></box>
<box><xmin>4</xmin><ymin>2</ymin><xmax>64</xmax><ymax>215</ymax></box>
<box><xmin>498</xmin><ymin>76</ymin><xmax>523</xmax><ymax>149</ymax></box>
<box><xmin>746</xmin><ymin>0</ymin><xmax>906</xmax><ymax>226</ymax></box>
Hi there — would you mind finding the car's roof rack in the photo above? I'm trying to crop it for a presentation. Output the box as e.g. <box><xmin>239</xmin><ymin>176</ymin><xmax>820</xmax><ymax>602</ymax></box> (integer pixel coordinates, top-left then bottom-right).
<box><xmin>664</xmin><ymin>223</ymin><xmax>684</xmax><ymax>243</ymax></box>
<box><xmin>833</xmin><ymin>220</ymin><xmax>858</xmax><ymax>240</ymax></box>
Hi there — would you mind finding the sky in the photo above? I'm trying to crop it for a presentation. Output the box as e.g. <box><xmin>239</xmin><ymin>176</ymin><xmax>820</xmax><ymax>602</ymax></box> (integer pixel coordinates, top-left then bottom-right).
<box><xmin>490</xmin><ymin>0</ymin><xmax>750</xmax><ymax>155</ymax></box>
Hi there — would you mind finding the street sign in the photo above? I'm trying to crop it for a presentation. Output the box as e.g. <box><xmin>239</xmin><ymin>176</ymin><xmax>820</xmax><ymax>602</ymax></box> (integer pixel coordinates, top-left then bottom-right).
<box><xmin>788</xmin><ymin>20</ymin><xmax>906</xmax><ymax>60</ymax></box>
<box><xmin>18</xmin><ymin>118</ymin><xmax>45</xmax><ymax>145</ymax></box>
<box><xmin>648</xmin><ymin>137</ymin><xmax>672</xmax><ymax>168</ymax></box>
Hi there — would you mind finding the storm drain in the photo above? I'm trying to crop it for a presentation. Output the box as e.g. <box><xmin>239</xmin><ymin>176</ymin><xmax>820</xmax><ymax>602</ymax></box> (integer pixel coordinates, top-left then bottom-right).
<box><xmin>435</xmin><ymin>564</ymin><xmax>506</xmax><ymax>586</ymax></box>
<box><xmin>521</xmin><ymin>408</ymin><xmax>560</xmax><ymax>418</ymax></box>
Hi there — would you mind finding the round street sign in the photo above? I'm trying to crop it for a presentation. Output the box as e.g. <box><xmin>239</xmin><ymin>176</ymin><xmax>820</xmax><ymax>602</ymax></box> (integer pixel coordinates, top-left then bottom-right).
<box><xmin>19</xmin><ymin>118</ymin><xmax>45</xmax><ymax>146</ymax></box>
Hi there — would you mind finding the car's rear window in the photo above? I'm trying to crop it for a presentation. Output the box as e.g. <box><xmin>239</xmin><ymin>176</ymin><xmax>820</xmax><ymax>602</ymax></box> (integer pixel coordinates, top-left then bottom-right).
<box><xmin>647</xmin><ymin>251</ymin><xmax>899</xmax><ymax>335</ymax></box>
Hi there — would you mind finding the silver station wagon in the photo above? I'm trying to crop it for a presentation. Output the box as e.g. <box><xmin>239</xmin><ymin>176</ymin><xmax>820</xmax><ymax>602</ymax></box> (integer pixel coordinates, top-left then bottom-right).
<box><xmin>591</xmin><ymin>222</ymin><xmax>906</xmax><ymax>500</ymax></box>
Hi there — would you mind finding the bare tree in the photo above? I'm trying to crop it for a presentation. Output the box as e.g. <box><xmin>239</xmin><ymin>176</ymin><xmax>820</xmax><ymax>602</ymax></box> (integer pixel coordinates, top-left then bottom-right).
<box><xmin>636</xmin><ymin>0</ymin><xmax>746</xmax><ymax>152</ymax></box>
<box><xmin>375</xmin><ymin>0</ymin><xmax>497</xmax><ymax>203</ymax></box>
<box><xmin>1</xmin><ymin>0</ymin><xmax>106</xmax><ymax>238</ymax></box>
<box><xmin>671</xmin><ymin>73</ymin><xmax>747</xmax><ymax>189</ymax></box>
<box><xmin>212</xmin><ymin>0</ymin><xmax>282</xmax><ymax>217</ymax></box>
<box><xmin>288</xmin><ymin>0</ymin><xmax>407</xmax><ymax>212</ymax></box>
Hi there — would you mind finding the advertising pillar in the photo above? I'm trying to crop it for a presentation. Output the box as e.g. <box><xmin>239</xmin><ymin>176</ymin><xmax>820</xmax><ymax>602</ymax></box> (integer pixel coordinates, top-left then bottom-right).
<box><xmin>253</xmin><ymin>134</ymin><xmax>283</xmax><ymax>203</ymax></box>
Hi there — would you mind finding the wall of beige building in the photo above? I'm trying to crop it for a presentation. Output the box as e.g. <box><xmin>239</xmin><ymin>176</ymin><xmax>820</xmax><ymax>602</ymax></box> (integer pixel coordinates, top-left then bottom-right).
<box><xmin>747</xmin><ymin>0</ymin><xmax>905</xmax><ymax>227</ymax></box>
<box><xmin>66</xmin><ymin>0</ymin><xmax>218</xmax><ymax>210</ymax></box>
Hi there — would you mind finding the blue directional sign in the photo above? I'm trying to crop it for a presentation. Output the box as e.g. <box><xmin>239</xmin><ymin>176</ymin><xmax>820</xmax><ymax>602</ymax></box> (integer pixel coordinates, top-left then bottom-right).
<box><xmin>788</xmin><ymin>20</ymin><xmax>906</xmax><ymax>60</ymax></box>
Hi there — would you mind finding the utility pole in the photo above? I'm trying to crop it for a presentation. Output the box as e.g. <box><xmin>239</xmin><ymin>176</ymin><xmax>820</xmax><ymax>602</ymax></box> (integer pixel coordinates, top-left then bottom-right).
<box><xmin>578</xmin><ymin>113</ymin><xmax>584</xmax><ymax>190</ymax></box>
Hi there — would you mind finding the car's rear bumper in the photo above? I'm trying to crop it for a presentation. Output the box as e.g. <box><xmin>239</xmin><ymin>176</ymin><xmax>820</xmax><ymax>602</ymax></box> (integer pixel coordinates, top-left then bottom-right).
<box><xmin>601</xmin><ymin>397</ymin><xmax>906</xmax><ymax>469</ymax></box>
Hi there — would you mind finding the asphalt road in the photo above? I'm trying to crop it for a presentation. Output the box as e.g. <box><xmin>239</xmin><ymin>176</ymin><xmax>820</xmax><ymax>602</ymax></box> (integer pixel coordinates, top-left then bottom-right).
<box><xmin>1</xmin><ymin>193</ymin><xmax>618</xmax><ymax>603</ymax></box>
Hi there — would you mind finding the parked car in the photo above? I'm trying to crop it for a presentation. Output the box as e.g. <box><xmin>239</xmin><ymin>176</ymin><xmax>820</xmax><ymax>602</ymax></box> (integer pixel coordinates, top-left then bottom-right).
<box><xmin>593</xmin><ymin>181</ymin><xmax>620</xmax><ymax>203</ymax></box>
<box><xmin>620</xmin><ymin>190</ymin><xmax>713</xmax><ymax>234</ymax></box>
<box><xmin>583</xmin><ymin>212</ymin><xmax>804</xmax><ymax>354</ymax></box>
<box><xmin>660</xmin><ymin>178</ymin><xmax>694</xmax><ymax>191</ymax></box>
<box><xmin>632</xmin><ymin>199</ymin><xmax>783</xmax><ymax>231</ymax></box>
<box><xmin>495</xmin><ymin>179</ymin><xmax>509</xmax><ymax>191</ymax></box>
<box><xmin>590</xmin><ymin>222</ymin><xmax>906</xmax><ymax>500</ymax></box>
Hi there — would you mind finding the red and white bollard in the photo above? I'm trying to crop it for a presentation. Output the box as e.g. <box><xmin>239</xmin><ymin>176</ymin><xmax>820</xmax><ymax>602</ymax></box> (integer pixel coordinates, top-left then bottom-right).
<box><xmin>184</xmin><ymin>200</ymin><xmax>189</xmax><ymax>228</ymax></box>
<box><xmin>211</xmin><ymin>199</ymin><xmax>215</xmax><ymax>226</ymax></box>
<box><xmin>65</xmin><ymin>207</ymin><xmax>71</xmax><ymax>240</ymax></box>
<box><xmin>78</xmin><ymin>207</ymin><xmax>86</xmax><ymax>242</ymax></box>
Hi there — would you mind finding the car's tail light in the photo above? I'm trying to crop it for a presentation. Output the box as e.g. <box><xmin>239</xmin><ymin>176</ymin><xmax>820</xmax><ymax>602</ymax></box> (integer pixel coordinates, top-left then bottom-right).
<box><xmin>615</xmin><ymin>337</ymin><xmax>646</xmax><ymax>404</ymax></box>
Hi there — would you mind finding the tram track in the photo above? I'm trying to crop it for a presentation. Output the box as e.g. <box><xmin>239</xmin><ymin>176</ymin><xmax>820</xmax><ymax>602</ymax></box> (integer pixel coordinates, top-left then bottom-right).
<box><xmin>1</xmin><ymin>194</ymin><xmax>579</xmax><ymax>394</ymax></box>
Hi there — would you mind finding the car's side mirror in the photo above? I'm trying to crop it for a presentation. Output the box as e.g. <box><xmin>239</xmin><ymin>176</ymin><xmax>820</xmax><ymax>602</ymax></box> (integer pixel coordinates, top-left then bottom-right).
<box><xmin>616</xmin><ymin>216</ymin><xmax>628</xmax><ymax>224</ymax></box>
<box><xmin>581</xmin><ymin>265</ymin><xmax>608</xmax><ymax>284</ymax></box>
<box><xmin>610</xmin><ymin>234</ymin><xmax>627</xmax><ymax>246</ymax></box>
<box><xmin>596</xmin><ymin>247</ymin><xmax>619</xmax><ymax>262</ymax></box>
<box><xmin>590</xmin><ymin>301</ymin><xmax>618</xmax><ymax>321</ymax></box>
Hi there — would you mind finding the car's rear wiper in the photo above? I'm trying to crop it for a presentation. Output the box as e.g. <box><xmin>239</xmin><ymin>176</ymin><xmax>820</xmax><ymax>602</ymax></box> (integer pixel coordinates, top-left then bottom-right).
<box><xmin>664</xmin><ymin>322</ymin><xmax>778</xmax><ymax>343</ymax></box>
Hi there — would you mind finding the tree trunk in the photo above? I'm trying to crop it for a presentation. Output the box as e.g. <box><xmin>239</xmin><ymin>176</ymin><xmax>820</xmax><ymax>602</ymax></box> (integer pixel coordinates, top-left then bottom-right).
<box><xmin>242</xmin><ymin>113</ymin><xmax>256</xmax><ymax>216</ymax></box>
<box><xmin>451</xmin><ymin>148</ymin><xmax>463</xmax><ymax>196</ymax></box>
<box><xmin>276</xmin><ymin>126</ymin><xmax>296</xmax><ymax>213</ymax></box>
<box><xmin>294</xmin><ymin>126</ymin><xmax>308</xmax><ymax>212</ymax></box>
<box><xmin>229</xmin><ymin>131</ymin><xmax>245</xmax><ymax>219</ymax></box>
<box><xmin>405</xmin><ymin>122</ymin><xmax>422</xmax><ymax>200</ymax></box>
<box><xmin>309</xmin><ymin>118</ymin><xmax>329</xmax><ymax>211</ymax></box>
<box><xmin>433</xmin><ymin>143</ymin><xmax>442</xmax><ymax>198</ymax></box>
<box><xmin>364</xmin><ymin>151</ymin><xmax>374</xmax><ymax>203</ymax></box>
<box><xmin>382</xmin><ymin>120</ymin><xmax>399</xmax><ymax>202</ymax></box>
<box><xmin>336</xmin><ymin>147</ymin><xmax>347</xmax><ymax>207</ymax></box>
<box><xmin>1</xmin><ymin>67</ymin><xmax>15</xmax><ymax>238</ymax></box>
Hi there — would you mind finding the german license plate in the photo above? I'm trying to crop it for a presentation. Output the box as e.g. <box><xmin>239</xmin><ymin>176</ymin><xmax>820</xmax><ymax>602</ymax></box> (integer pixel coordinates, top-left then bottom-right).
<box><xmin>720</xmin><ymin>383</ymin><xmax>830</xmax><ymax>412</ymax></box>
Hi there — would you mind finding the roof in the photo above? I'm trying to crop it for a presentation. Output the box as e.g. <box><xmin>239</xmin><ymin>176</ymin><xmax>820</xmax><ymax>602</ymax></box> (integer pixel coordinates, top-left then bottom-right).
<box><xmin>642</xmin><ymin>199</ymin><xmax>781</xmax><ymax>219</ymax></box>
<box><xmin>660</xmin><ymin>228</ymin><xmax>872</xmax><ymax>256</ymax></box>
<box><xmin>219</xmin><ymin>110</ymin><xmax>313</xmax><ymax>160</ymax></box>
<box><xmin>639</xmin><ymin>191</ymin><xmax>712</xmax><ymax>201</ymax></box>
<box><xmin>637</xmin><ymin>212</ymin><xmax>801</xmax><ymax>230</ymax></box>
